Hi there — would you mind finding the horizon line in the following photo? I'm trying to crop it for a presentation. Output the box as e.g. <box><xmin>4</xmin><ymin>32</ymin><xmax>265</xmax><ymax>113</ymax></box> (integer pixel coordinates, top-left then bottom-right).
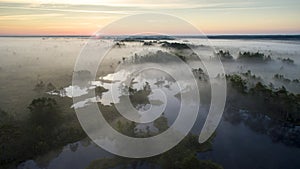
<box><xmin>1</xmin><ymin>33</ymin><xmax>300</xmax><ymax>37</ymax></box>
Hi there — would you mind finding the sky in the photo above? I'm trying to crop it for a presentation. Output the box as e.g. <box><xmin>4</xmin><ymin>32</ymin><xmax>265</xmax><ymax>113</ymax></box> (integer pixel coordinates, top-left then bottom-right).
<box><xmin>0</xmin><ymin>0</ymin><xmax>299</xmax><ymax>35</ymax></box>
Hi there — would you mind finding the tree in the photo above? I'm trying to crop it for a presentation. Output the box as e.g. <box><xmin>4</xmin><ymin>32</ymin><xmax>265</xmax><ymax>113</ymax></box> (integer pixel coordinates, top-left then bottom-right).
<box><xmin>181</xmin><ymin>154</ymin><xmax>200</xmax><ymax>169</ymax></box>
<box><xmin>28</xmin><ymin>97</ymin><xmax>60</xmax><ymax>129</ymax></box>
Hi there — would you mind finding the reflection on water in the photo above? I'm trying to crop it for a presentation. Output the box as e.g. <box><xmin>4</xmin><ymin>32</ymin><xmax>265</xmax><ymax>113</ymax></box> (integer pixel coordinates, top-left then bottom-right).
<box><xmin>18</xmin><ymin>108</ymin><xmax>300</xmax><ymax>169</ymax></box>
<box><xmin>48</xmin><ymin>68</ymin><xmax>181</xmax><ymax>121</ymax></box>
<box><xmin>18</xmin><ymin>139</ymin><xmax>113</xmax><ymax>169</ymax></box>
<box><xmin>199</xmin><ymin>119</ymin><xmax>300</xmax><ymax>169</ymax></box>
<box><xmin>224</xmin><ymin>107</ymin><xmax>300</xmax><ymax>148</ymax></box>
<box><xmin>26</xmin><ymin>72</ymin><xmax>300</xmax><ymax>169</ymax></box>
<box><xmin>13</xmin><ymin>37</ymin><xmax>300</xmax><ymax>169</ymax></box>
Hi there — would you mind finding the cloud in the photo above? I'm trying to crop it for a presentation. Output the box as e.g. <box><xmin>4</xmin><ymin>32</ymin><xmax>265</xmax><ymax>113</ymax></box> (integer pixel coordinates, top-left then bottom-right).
<box><xmin>0</xmin><ymin>5</ymin><xmax>135</xmax><ymax>15</ymax></box>
<box><xmin>0</xmin><ymin>1</ymin><xmax>261</xmax><ymax>10</ymax></box>
<box><xmin>0</xmin><ymin>13</ymin><xmax>63</xmax><ymax>20</ymax></box>
<box><xmin>0</xmin><ymin>0</ymin><xmax>295</xmax><ymax>15</ymax></box>
<box><xmin>0</xmin><ymin>0</ymin><xmax>299</xmax><ymax>35</ymax></box>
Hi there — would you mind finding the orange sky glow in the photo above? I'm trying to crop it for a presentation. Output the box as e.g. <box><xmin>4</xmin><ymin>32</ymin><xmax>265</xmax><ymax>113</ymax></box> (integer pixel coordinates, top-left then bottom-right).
<box><xmin>0</xmin><ymin>0</ymin><xmax>299</xmax><ymax>35</ymax></box>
